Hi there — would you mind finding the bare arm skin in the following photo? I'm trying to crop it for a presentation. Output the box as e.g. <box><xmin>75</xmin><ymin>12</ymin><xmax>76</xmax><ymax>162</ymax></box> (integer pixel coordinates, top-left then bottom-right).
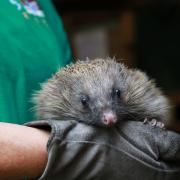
<box><xmin>0</xmin><ymin>122</ymin><xmax>49</xmax><ymax>180</ymax></box>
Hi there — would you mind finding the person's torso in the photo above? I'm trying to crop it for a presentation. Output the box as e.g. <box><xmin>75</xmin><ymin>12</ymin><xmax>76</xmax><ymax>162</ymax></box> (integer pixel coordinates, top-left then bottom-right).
<box><xmin>0</xmin><ymin>0</ymin><xmax>71</xmax><ymax>124</ymax></box>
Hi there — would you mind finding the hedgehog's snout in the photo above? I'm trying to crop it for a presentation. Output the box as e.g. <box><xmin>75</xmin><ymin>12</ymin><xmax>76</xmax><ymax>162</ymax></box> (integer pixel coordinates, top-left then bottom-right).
<box><xmin>101</xmin><ymin>110</ymin><xmax>117</xmax><ymax>126</ymax></box>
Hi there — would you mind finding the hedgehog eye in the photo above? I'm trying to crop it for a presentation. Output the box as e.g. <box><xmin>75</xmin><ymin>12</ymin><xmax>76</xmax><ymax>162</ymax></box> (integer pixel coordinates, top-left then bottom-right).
<box><xmin>80</xmin><ymin>96</ymin><xmax>89</xmax><ymax>106</ymax></box>
<box><xmin>114</xmin><ymin>89</ymin><xmax>121</xmax><ymax>97</ymax></box>
<box><xmin>115</xmin><ymin>89</ymin><xmax>121</xmax><ymax>97</ymax></box>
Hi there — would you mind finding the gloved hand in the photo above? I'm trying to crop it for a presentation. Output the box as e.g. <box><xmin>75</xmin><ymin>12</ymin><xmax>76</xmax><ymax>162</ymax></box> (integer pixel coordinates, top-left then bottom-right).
<box><xmin>27</xmin><ymin>120</ymin><xmax>180</xmax><ymax>180</ymax></box>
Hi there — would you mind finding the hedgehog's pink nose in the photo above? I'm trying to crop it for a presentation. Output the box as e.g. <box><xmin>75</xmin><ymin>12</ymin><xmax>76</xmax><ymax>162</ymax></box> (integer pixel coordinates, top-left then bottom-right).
<box><xmin>102</xmin><ymin>111</ymin><xmax>117</xmax><ymax>126</ymax></box>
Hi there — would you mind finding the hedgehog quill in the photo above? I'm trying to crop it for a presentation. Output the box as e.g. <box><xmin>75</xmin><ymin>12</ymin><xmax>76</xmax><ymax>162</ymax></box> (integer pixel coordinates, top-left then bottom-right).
<box><xmin>33</xmin><ymin>58</ymin><xmax>171</xmax><ymax>128</ymax></box>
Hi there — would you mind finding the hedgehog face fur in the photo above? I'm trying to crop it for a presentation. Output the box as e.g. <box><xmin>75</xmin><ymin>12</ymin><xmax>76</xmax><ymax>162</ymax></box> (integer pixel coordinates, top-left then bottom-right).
<box><xmin>33</xmin><ymin>58</ymin><xmax>171</xmax><ymax>127</ymax></box>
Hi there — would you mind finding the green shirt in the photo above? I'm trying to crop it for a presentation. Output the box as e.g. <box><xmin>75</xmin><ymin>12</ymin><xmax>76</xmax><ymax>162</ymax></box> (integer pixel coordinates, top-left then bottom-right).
<box><xmin>0</xmin><ymin>0</ymin><xmax>71</xmax><ymax>124</ymax></box>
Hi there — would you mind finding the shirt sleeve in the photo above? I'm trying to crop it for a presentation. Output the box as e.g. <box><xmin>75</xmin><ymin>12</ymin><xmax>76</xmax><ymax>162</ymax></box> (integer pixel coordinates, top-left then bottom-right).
<box><xmin>26</xmin><ymin>120</ymin><xmax>180</xmax><ymax>180</ymax></box>
<box><xmin>38</xmin><ymin>0</ymin><xmax>72</xmax><ymax>65</ymax></box>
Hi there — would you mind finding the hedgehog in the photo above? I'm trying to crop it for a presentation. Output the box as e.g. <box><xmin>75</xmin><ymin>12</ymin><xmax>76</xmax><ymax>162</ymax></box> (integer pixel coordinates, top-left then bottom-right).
<box><xmin>33</xmin><ymin>58</ymin><xmax>171</xmax><ymax>127</ymax></box>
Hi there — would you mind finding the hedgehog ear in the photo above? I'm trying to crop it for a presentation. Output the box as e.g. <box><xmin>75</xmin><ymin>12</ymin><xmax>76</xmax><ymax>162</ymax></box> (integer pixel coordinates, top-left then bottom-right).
<box><xmin>131</xmin><ymin>69</ymin><xmax>149</xmax><ymax>82</ymax></box>
<box><xmin>85</xmin><ymin>57</ymin><xmax>91</xmax><ymax>62</ymax></box>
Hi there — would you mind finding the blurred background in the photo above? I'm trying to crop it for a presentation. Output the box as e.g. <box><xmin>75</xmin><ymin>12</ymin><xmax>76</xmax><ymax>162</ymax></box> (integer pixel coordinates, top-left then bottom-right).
<box><xmin>53</xmin><ymin>0</ymin><xmax>180</xmax><ymax>126</ymax></box>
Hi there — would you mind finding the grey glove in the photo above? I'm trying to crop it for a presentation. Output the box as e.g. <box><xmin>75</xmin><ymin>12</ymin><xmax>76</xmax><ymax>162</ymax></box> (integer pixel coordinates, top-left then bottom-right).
<box><xmin>27</xmin><ymin>120</ymin><xmax>180</xmax><ymax>180</ymax></box>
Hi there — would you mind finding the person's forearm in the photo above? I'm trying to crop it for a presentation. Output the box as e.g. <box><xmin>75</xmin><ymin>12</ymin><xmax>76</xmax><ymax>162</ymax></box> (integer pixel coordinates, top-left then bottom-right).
<box><xmin>0</xmin><ymin>122</ymin><xmax>49</xmax><ymax>180</ymax></box>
